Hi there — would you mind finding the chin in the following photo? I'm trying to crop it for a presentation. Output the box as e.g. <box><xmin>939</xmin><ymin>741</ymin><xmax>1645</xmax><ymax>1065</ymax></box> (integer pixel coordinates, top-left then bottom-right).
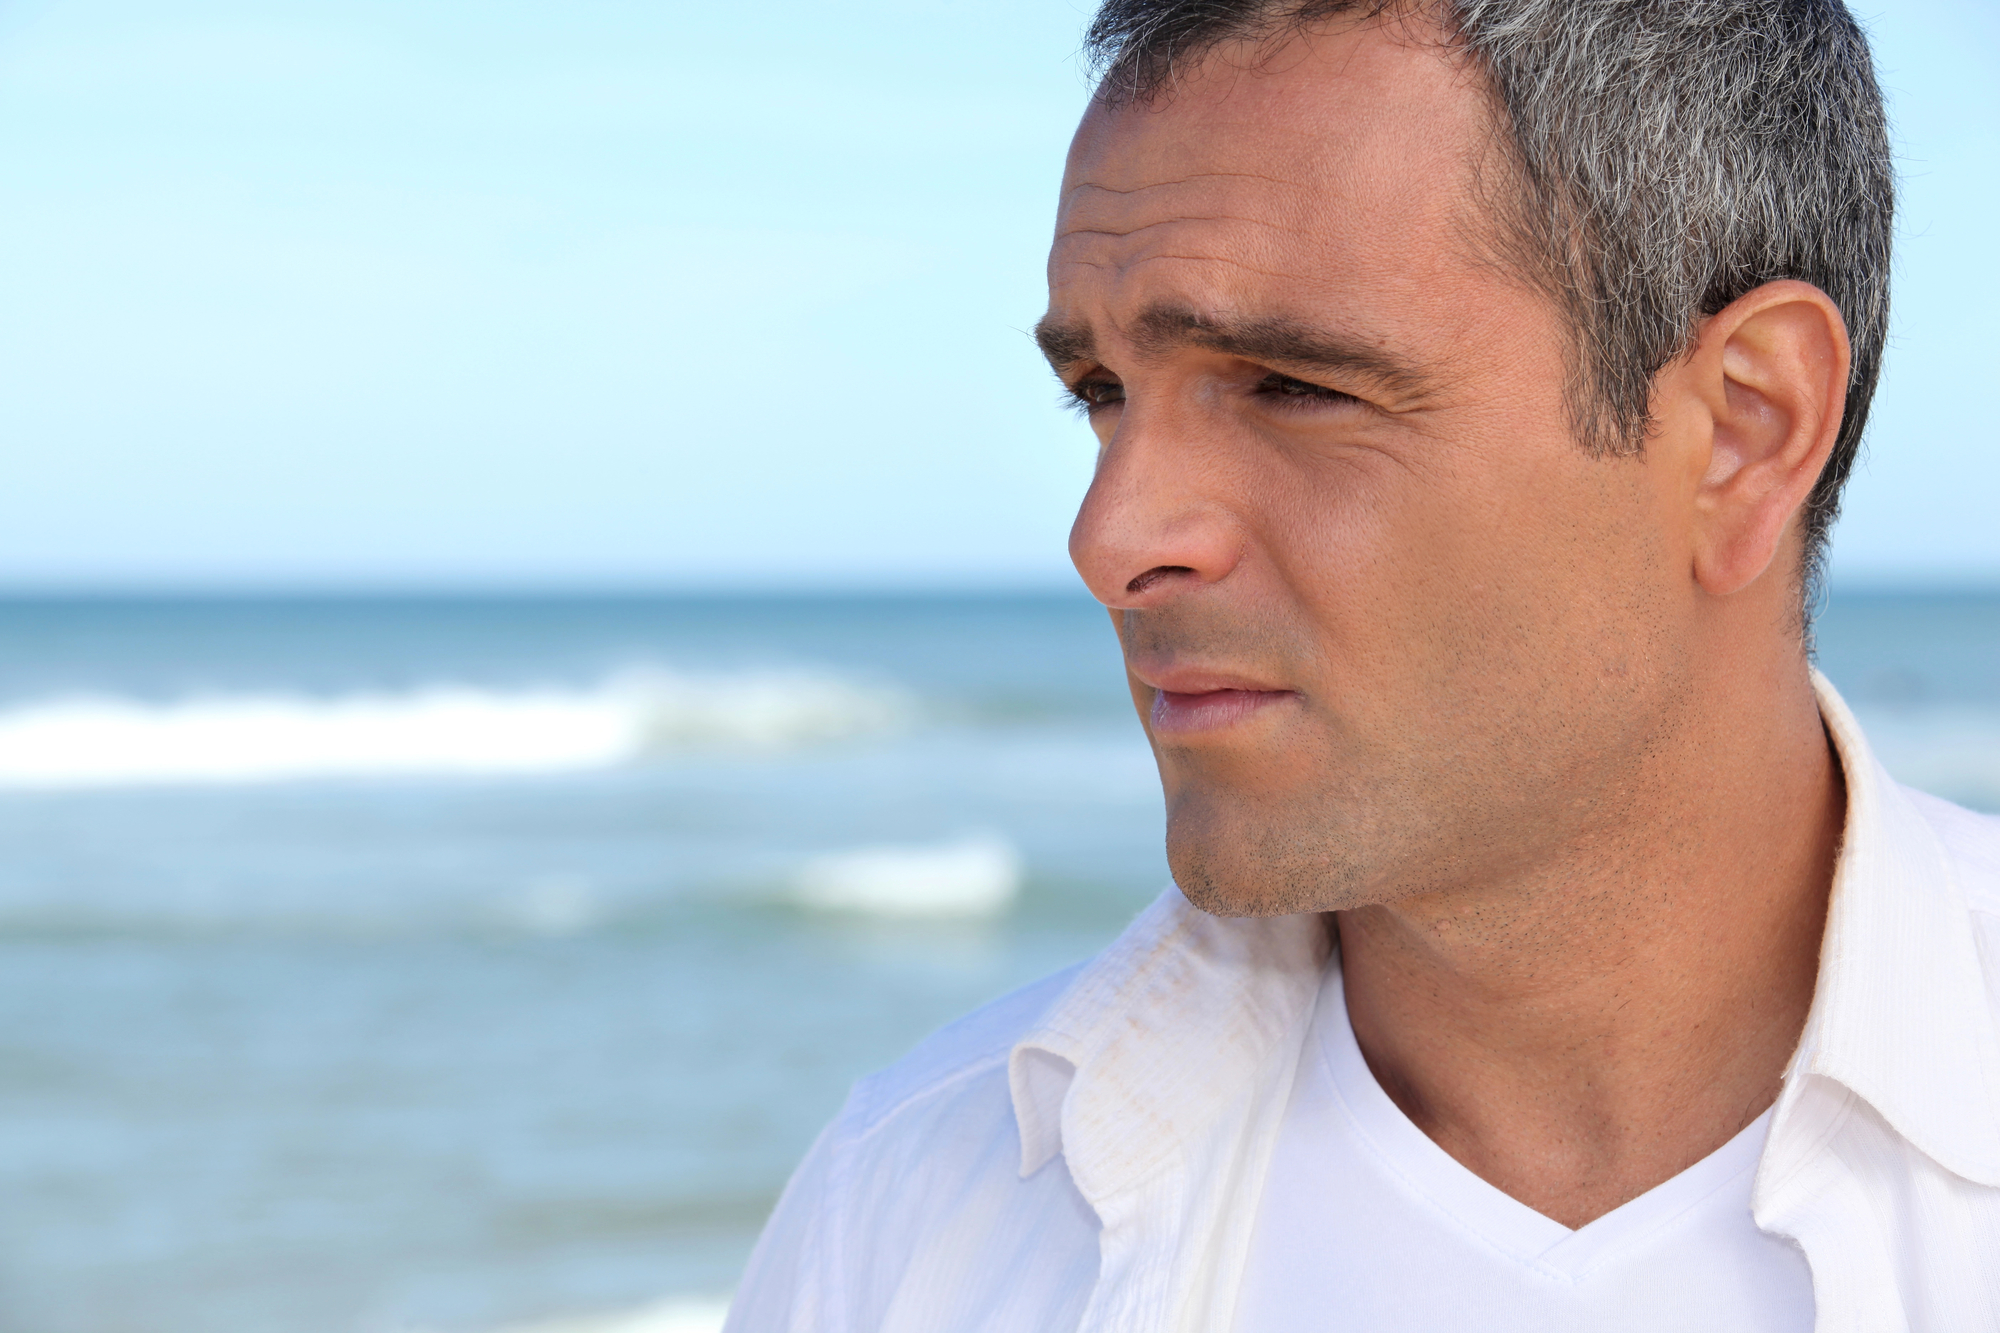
<box><xmin>1163</xmin><ymin>795</ymin><xmax>1381</xmax><ymax>920</ymax></box>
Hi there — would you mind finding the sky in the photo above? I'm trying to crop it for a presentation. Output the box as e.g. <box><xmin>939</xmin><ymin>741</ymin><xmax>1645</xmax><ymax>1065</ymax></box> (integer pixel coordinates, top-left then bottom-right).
<box><xmin>0</xmin><ymin>0</ymin><xmax>1992</xmax><ymax>591</ymax></box>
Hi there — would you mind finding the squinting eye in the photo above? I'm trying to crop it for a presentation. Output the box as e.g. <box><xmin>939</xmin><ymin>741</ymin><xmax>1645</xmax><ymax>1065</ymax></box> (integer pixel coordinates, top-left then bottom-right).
<box><xmin>1066</xmin><ymin>378</ymin><xmax>1125</xmax><ymax>412</ymax></box>
<box><xmin>1256</xmin><ymin>372</ymin><xmax>1360</xmax><ymax>406</ymax></box>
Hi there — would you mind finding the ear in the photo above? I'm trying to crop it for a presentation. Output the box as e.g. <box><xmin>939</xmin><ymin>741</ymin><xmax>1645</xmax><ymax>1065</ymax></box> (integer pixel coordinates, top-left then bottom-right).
<box><xmin>1674</xmin><ymin>280</ymin><xmax>1851</xmax><ymax>597</ymax></box>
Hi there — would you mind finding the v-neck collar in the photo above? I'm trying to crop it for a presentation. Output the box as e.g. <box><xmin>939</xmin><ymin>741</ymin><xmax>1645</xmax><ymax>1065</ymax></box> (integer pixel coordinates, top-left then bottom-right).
<box><xmin>1313</xmin><ymin>958</ymin><xmax>1773</xmax><ymax>1280</ymax></box>
<box><xmin>1006</xmin><ymin>672</ymin><xmax>2000</xmax><ymax>1332</ymax></box>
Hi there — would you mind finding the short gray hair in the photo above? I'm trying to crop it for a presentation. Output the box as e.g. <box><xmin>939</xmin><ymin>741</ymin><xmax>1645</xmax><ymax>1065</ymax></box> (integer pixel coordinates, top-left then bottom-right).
<box><xmin>1084</xmin><ymin>0</ymin><xmax>1894</xmax><ymax>608</ymax></box>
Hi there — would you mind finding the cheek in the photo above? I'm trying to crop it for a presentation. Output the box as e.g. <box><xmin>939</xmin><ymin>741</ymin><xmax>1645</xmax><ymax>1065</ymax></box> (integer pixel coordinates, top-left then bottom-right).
<box><xmin>1250</xmin><ymin>449</ymin><xmax>1482</xmax><ymax>685</ymax></box>
<box><xmin>1258</xmin><ymin>431</ymin><xmax>1668</xmax><ymax>706</ymax></box>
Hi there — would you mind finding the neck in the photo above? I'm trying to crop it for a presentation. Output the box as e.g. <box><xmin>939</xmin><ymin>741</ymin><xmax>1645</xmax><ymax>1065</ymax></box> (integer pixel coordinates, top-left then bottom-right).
<box><xmin>1335</xmin><ymin>655</ymin><xmax>1843</xmax><ymax>1228</ymax></box>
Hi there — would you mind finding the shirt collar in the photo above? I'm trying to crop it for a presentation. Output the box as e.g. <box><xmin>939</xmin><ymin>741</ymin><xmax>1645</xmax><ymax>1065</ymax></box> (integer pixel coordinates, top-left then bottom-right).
<box><xmin>1011</xmin><ymin>672</ymin><xmax>2000</xmax><ymax>1200</ymax></box>
<box><xmin>1771</xmin><ymin>672</ymin><xmax>2000</xmax><ymax>1187</ymax></box>
<box><xmin>1008</xmin><ymin>888</ymin><xmax>1330</xmax><ymax>1200</ymax></box>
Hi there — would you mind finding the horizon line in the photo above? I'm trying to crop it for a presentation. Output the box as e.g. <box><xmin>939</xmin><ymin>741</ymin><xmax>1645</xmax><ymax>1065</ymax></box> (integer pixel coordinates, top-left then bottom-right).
<box><xmin>0</xmin><ymin>574</ymin><xmax>1993</xmax><ymax>601</ymax></box>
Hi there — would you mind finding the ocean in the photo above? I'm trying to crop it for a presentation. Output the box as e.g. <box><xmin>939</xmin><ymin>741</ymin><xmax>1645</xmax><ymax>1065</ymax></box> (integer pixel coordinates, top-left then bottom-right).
<box><xmin>0</xmin><ymin>590</ymin><xmax>1992</xmax><ymax>1333</ymax></box>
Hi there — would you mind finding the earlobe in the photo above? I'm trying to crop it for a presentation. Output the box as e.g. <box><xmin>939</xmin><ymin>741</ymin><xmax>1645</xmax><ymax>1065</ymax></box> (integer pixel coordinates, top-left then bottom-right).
<box><xmin>1687</xmin><ymin>281</ymin><xmax>1850</xmax><ymax>598</ymax></box>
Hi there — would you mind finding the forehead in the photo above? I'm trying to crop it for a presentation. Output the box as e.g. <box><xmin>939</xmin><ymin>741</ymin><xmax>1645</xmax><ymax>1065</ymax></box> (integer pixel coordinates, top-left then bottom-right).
<box><xmin>1049</xmin><ymin>22</ymin><xmax>1502</xmax><ymax>356</ymax></box>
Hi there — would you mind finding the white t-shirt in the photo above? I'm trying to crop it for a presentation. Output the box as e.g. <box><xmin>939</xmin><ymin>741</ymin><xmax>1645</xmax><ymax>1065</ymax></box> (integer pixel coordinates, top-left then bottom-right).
<box><xmin>1233</xmin><ymin>961</ymin><xmax>1817</xmax><ymax>1332</ymax></box>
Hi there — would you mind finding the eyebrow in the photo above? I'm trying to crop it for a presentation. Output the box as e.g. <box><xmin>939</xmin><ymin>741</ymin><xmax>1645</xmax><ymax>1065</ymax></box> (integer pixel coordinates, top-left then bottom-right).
<box><xmin>1033</xmin><ymin>303</ymin><xmax>1436</xmax><ymax>401</ymax></box>
<box><xmin>1032</xmin><ymin>317</ymin><xmax>1097</xmax><ymax>371</ymax></box>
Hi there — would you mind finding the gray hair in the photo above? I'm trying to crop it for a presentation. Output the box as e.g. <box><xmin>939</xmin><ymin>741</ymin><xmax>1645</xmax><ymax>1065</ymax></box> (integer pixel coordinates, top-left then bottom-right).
<box><xmin>1084</xmin><ymin>0</ymin><xmax>1894</xmax><ymax>610</ymax></box>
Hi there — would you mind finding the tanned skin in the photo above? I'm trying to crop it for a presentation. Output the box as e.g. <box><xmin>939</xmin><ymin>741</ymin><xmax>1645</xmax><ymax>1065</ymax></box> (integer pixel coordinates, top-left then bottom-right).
<box><xmin>1043</xmin><ymin>16</ymin><xmax>1847</xmax><ymax>1229</ymax></box>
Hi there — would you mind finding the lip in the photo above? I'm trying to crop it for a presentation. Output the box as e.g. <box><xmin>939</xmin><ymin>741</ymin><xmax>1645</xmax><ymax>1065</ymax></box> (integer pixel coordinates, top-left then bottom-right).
<box><xmin>1144</xmin><ymin>680</ymin><xmax>1297</xmax><ymax>735</ymax></box>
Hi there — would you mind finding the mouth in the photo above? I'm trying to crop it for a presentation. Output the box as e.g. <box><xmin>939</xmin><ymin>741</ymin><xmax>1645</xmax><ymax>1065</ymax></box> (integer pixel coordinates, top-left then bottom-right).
<box><xmin>1145</xmin><ymin>681</ymin><xmax>1297</xmax><ymax>735</ymax></box>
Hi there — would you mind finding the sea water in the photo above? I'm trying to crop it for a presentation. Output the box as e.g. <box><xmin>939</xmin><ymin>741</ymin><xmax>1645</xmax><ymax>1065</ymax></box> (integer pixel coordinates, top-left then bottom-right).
<box><xmin>0</xmin><ymin>591</ymin><xmax>1991</xmax><ymax>1333</ymax></box>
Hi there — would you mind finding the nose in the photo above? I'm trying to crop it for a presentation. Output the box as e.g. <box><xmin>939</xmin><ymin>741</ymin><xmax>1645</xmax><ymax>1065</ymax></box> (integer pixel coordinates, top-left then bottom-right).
<box><xmin>1068</xmin><ymin>410</ymin><xmax>1244</xmax><ymax>611</ymax></box>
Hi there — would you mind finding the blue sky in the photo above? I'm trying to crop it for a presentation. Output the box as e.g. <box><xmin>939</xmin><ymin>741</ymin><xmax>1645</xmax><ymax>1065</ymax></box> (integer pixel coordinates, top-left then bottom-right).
<box><xmin>0</xmin><ymin>0</ymin><xmax>1992</xmax><ymax>590</ymax></box>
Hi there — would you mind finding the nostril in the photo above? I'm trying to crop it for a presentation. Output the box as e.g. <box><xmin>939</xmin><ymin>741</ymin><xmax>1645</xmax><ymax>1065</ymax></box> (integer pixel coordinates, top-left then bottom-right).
<box><xmin>1126</xmin><ymin>565</ymin><xmax>1194</xmax><ymax>596</ymax></box>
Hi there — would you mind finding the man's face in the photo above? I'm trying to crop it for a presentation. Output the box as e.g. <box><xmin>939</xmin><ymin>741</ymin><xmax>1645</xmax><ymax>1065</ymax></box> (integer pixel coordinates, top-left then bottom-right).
<box><xmin>1046</xmin><ymin>22</ymin><xmax>1699</xmax><ymax>917</ymax></box>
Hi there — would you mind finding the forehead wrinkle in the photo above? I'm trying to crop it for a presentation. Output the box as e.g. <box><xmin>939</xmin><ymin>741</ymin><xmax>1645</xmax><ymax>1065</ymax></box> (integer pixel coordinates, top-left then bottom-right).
<box><xmin>1060</xmin><ymin>170</ymin><xmax>1309</xmax><ymax>201</ymax></box>
<box><xmin>1058</xmin><ymin>174</ymin><xmax>1311</xmax><ymax>241</ymax></box>
<box><xmin>1052</xmin><ymin>240</ymin><xmax>1304</xmax><ymax>285</ymax></box>
<box><xmin>1058</xmin><ymin>214</ymin><xmax>1301</xmax><ymax>244</ymax></box>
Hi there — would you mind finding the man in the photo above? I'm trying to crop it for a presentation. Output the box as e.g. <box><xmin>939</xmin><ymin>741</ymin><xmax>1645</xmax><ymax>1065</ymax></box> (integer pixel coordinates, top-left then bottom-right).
<box><xmin>728</xmin><ymin>2</ymin><xmax>2000</xmax><ymax>1329</ymax></box>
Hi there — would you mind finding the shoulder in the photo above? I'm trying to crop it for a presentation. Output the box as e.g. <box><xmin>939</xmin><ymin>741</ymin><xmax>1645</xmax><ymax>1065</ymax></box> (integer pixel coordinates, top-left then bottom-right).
<box><xmin>1904</xmin><ymin>786</ymin><xmax>2000</xmax><ymax>916</ymax></box>
<box><xmin>724</xmin><ymin>963</ymin><xmax>1099</xmax><ymax>1333</ymax></box>
<box><xmin>839</xmin><ymin>961</ymin><xmax>1084</xmax><ymax>1144</ymax></box>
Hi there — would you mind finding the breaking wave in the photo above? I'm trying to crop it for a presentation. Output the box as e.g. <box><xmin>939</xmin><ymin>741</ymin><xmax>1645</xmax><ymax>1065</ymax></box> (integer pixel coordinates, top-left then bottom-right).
<box><xmin>403</xmin><ymin>1294</ymin><xmax>731</xmax><ymax>1333</ymax></box>
<box><xmin>0</xmin><ymin>668</ymin><xmax>910</xmax><ymax>788</ymax></box>
<box><xmin>789</xmin><ymin>834</ymin><xmax>1023</xmax><ymax>919</ymax></box>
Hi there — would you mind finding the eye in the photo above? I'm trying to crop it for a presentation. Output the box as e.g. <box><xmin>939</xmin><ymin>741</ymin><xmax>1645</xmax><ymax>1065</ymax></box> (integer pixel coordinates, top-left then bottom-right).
<box><xmin>1063</xmin><ymin>376</ymin><xmax>1125</xmax><ymax>415</ymax></box>
<box><xmin>1254</xmin><ymin>372</ymin><xmax>1361</xmax><ymax>408</ymax></box>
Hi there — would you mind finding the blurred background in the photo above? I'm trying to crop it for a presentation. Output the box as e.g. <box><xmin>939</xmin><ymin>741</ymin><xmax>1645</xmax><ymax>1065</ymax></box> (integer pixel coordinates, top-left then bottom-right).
<box><xmin>0</xmin><ymin>1</ymin><xmax>1994</xmax><ymax>1330</ymax></box>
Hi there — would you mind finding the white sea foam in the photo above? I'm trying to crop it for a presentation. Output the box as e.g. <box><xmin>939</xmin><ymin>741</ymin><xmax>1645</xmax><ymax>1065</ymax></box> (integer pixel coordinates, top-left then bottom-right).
<box><xmin>503</xmin><ymin>874</ymin><xmax>603</xmax><ymax>937</ymax></box>
<box><xmin>0</xmin><ymin>668</ymin><xmax>908</xmax><ymax>788</ymax></box>
<box><xmin>411</xmin><ymin>1295</ymin><xmax>730</xmax><ymax>1333</ymax></box>
<box><xmin>790</xmin><ymin>834</ymin><xmax>1023</xmax><ymax>918</ymax></box>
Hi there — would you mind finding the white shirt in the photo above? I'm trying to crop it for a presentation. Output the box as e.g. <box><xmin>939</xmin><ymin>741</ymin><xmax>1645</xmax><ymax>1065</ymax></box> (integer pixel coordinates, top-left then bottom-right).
<box><xmin>1232</xmin><ymin>956</ymin><xmax>1815</xmax><ymax>1331</ymax></box>
<box><xmin>725</xmin><ymin>676</ymin><xmax>2000</xmax><ymax>1333</ymax></box>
